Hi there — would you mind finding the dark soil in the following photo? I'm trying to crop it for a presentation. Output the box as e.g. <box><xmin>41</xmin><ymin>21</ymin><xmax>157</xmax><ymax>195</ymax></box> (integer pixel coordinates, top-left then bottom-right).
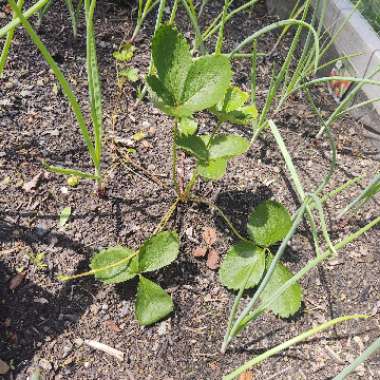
<box><xmin>1</xmin><ymin>1</ymin><xmax>380</xmax><ymax>379</ymax></box>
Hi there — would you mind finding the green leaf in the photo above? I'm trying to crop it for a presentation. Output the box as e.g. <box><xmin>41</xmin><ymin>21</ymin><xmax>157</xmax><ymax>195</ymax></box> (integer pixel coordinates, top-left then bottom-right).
<box><xmin>260</xmin><ymin>254</ymin><xmax>302</xmax><ymax>318</ymax></box>
<box><xmin>146</xmin><ymin>75</ymin><xmax>175</xmax><ymax>108</ymax></box>
<box><xmin>59</xmin><ymin>206</ymin><xmax>71</xmax><ymax>226</ymax></box>
<box><xmin>211</xmin><ymin>86</ymin><xmax>258</xmax><ymax>125</ymax></box>
<box><xmin>119</xmin><ymin>67</ymin><xmax>139</xmax><ymax>82</ymax></box>
<box><xmin>247</xmin><ymin>200</ymin><xmax>292</xmax><ymax>247</ymax></box>
<box><xmin>151</xmin><ymin>25</ymin><xmax>192</xmax><ymax>102</ymax></box>
<box><xmin>217</xmin><ymin>86</ymin><xmax>250</xmax><ymax>112</ymax></box>
<box><xmin>90</xmin><ymin>246</ymin><xmax>138</xmax><ymax>284</ymax></box>
<box><xmin>219</xmin><ymin>242</ymin><xmax>265</xmax><ymax>290</ymax></box>
<box><xmin>178</xmin><ymin>55</ymin><xmax>232</xmax><ymax>117</ymax></box>
<box><xmin>202</xmin><ymin>135</ymin><xmax>250</xmax><ymax>160</ymax></box>
<box><xmin>138</xmin><ymin>231</ymin><xmax>179</xmax><ymax>273</ymax></box>
<box><xmin>197</xmin><ymin>158</ymin><xmax>227</xmax><ymax>180</ymax></box>
<box><xmin>178</xmin><ymin>118</ymin><xmax>198</xmax><ymax>136</ymax></box>
<box><xmin>113</xmin><ymin>42</ymin><xmax>135</xmax><ymax>62</ymax></box>
<box><xmin>175</xmin><ymin>133</ymin><xmax>208</xmax><ymax>161</ymax></box>
<box><xmin>135</xmin><ymin>275</ymin><xmax>174</xmax><ymax>325</ymax></box>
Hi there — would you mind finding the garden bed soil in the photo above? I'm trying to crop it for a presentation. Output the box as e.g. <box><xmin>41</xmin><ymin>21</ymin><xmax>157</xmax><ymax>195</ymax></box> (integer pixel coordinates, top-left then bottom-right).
<box><xmin>0</xmin><ymin>1</ymin><xmax>380</xmax><ymax>379</ymax></box>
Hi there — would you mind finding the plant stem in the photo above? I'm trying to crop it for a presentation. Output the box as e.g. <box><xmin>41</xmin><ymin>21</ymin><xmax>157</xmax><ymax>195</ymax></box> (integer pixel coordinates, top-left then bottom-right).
<box><xmin>172</xmin><ymin>121</ymin><xmax>180</xmax><ymax>195</ymax></box>
<box><xmin>153</xmin><ymin>197</ymin><xmax>181</xmax><ymax>234</ymax></box>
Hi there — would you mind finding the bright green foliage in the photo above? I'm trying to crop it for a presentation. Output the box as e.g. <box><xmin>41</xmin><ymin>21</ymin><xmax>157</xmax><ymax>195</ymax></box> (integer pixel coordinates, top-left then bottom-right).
<box><xmin>219</xmin><ymin>242</ymin><xmax>265</xmax><ymax>290</ymax></box>
<box><xmin>219</xmin><ymin>200</ymin><xmax>302</xmax><ymax>318</ymax></box>
<box><xmin>147</xmin><ymin>25</ymin><xmax>232</xmax><ymax>118</ymax></box>
<box><xmin>90</xmin><ymin>246</ymin><xmax>137</xmax><ymax>284</ymax></box>
<box><xmin>113</xmin><ymin>42</ymin><xmax>135</xmax><ymax>62</ymax></box>
<box><xmin>90</xmin><ymin>231</ymin><xmax>179</xmax><ymax>325</ymax></box>
<box><xmin>178</xmin><ymin>118</ymin><xmax>198</xmax><ymax>136</ymax></box>
<box><xmin>202</xmin><ymin>135</ymin><xmax>250</xmax><ymax>160</ymax></box>
<box><xmin>119</xmin><ymin>67</ymin><xmax>139</xmax><ymax>82</ymax></box>
<box><xmin>175</xmin><ymin>134</ymin><xmax>209</xmax><ymax>161</ymax></box>
<box><xmin>138</xmin><ymin>231</ymin><xmax>180</xmax><ymax>272</ymax></box>
<box><xmin>247</xmin><ymin>200</ymin><xmax>292</xmax><ymax>247</ymax></box>
<box><xmin>197</xmin><ymin>158</ymin><xmax>228</xmax><ymax>180</ymax></box>
<box><xmin>136</xmin><ymin>275</ymin><xmax>174</xmax><ymax>325</ymax></box>
<box><xmin>260</xmin><ymin>254</ymin><xmax>302</xmax><ymax>318</ymax></box>
<box><xmin>59</xmin><ymin>206</ymin><xmax>72</xmax><ymax>226</ymax></box>
<box><xmin>211</xmin><ymin>86</ymin><xmax>258</xmax><ymax>125</ymax></box>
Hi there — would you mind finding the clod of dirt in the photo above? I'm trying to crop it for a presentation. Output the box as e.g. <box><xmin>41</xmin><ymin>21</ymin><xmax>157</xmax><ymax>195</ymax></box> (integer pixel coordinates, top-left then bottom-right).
<box><xmin>202</xmin><ymin>227</ymin><xmax>217</xmax><ymax>246</ymax></box>
<box><xmin>206</xmin><ymin>249</ymin><xmax>220</xmax><ymax>270</ymax></box>
<box><xmin>193</xmin><ymin>246</ymin><xmax>207</xmax><ymax>258</ymax></box>
<box><xmin>8</xmin><ymin>272</ymin><xmax>26</xmax><ymax>290</ymax></box>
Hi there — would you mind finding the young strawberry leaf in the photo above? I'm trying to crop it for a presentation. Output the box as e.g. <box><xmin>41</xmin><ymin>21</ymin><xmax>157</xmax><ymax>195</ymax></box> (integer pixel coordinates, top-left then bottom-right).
<box><xmin>202</xmin><ymin>135</ymin><xmax>250</xmax><ymax>160</ymax></box>
<box><xmin>219</xmin><ymin>242</ymin><xmax>265</xmax><ymax>290</ymax></box>
<box><xmin>247</xmin><ymin>200</ymin><xmax>292</xmax><ymax>247</ymax></box>
<box><xmin>151</xmin><ymin>24</ymin><xmax>192</xmax><ymax>102</ymax></box>
<box><xmin>113</xmin><ymin>42</ymin><xmax>135</xmax><ymax>62</ymax></box>
<box><xmin>90</xmin><ymin>246</ymin><xmax>138</xmax><ymax>284</ymax></box>
<box><xmin>135</xmin><ymin>275</ymin><xmax>174</xmax><ymax>325</ymax></box>
<box><xmin>147</xmin><ymin>25</ymin><xmax>232</xmax><ymax>118</ymax></box>
<box><xmin>175</xmin><ymin>134</ymin><xmax>208</xmax><ymax>161</ymax></box>
<box><xmin>178</xmin><ymin>118</ymin><xmax>198</xmax><ymax>136</ymax></box>
<box><xmin>138</xmin><ymin>231</ymin><xmax>179</xmax><ymax>273</ymax></box>
<box><xmin>211</xmin><ymin>86</ymin><xmax>258</xmax><ymax>125</ymax></box>
<box><xmin>59</xmin><ymin>206</ymin><xmax>72</xmax><ymax>227</ymax></box>
<box><xmin>197</xmin><ymin>158</ymin><xmax>228</xmax><ymax>180</ymax></box>
<box><xmin>260</xmin><ymin>254</ymin><xmax>302</xmax><ymax>318</ymax></box>
<box><xmin>119</xmin><ymin>67</ymin><xmax>139</xmax><ymax>82</ymax></box>
<box><xmin>177</xmin><ymin>55</ymin><xmax>232</xmax><ymax>117</ymax></box>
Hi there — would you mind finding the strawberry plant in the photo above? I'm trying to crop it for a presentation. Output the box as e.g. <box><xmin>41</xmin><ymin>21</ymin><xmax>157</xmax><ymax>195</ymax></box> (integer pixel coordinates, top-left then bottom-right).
<box><xmin>219</xmin><ymin>200</ymin><xmax>302</xmax><ymax>319</ymax></box>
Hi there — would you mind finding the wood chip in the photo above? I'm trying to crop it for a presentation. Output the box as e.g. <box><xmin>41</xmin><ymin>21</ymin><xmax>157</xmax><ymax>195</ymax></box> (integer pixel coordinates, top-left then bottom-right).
<box><xmin>22</xmin><ymin>172</ymin><xmax>43</xmax><ymax>192</ymax></box>
<box><xmin>0</xmin><ymin>359</ymin><xmax>9</xmax><ymax>375</ymax></box>
<box><xmin>192</xmin><ymin>246</ymin><xmax>207</xmax><ymax>258</ymax></box>
<box><xmin>84</xmin><ymin>339</ymin><xmax>124</xmax><ymax>361</ymax></box>
<box><xmin>206</xmin><ymin>249</ymin><xmax>220</xmax><ymax>270</ymax></box>
<box><xmin>9</xmin><ymin>272</ymin><xmax>26</xmax><ymax>290</ymax></box>
<box><xmin>202</xmin><ymin>227</ymin><xmax>217</xmax><ymax>246</ymax></box>
<box><xmin>239</xmin><ymin>371</ymin><xmax>254</xmax><ymax>380</ymax></box>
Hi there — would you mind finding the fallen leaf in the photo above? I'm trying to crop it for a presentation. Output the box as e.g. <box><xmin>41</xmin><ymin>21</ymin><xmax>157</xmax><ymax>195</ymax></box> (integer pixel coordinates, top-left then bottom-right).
<box><xmin>239</xmin><ymin>371</ymin><xmax>254</xmax><ymax>380</ymax></box>
<box><xmin>202</xmin><ymin>227</ymin><xmax>217</xmax><ymax>246</ymax></box>
<box><xmin>9</xmin><ymin>272</ymin><xmax>26</xmax><ymax>290</ymax></box>
<box><xmin>0</xmin><ymin>359</ymin><xmax>9</xmax><ymax>375</ymax></box>
<box><xmin>22</xmin><ymin>172</ymin><xmax>43</xmax><ymax>192</ymax></box>
<box><xmin>193</xmin><ymin>246</ymin><xmax>207</xmax><ymax>258</ymax></box>
<box><xmin>207</xmin><ymin>249</ymin><xmax>220</xmax><ymax>270</ymax></box>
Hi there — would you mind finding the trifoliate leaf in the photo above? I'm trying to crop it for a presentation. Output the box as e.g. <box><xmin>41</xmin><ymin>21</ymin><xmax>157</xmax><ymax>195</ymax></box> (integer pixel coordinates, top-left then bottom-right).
<box><xmin>135</xmin><ymin>276</ymin><xmax>174</xmax><ymax>325</ymax></box>
<box><xmin>197</xmin><ymin>158</ymin><xmax>227</xmax><ymax>180</ymax></box>
<box><xmin>148</xmin><ymin>26</ymin><xmax>232</xmax><ymax>118</ymax></box>
<box><xmin>247</xmin><ymin>200</ymin><xmax>292</xmax><ymax>247</ymax></box>
<box><xmin>178</xmin><ymin>118</ymin><xmax>198</xmax><ymax>136</ymax></box>
<box><xmin>260</xmin><ymin>254</ymin><xmax>302</xmax><ymax>318</ymax></box>
<box><xmin>90</xmin><ymin>246</ymin><xmax>138</xmax><ymax>284</ymax></box>
<box><xmin>175</xmin><ymin>133</ymin><xmax>208</xmax><ymax>161</ymax></box>
<box><xmin>59</xmin><ymin>207</ymin><xmax>71</xmax><ymax>226</ymax></box>
<box><xmin>219</xmin><ymin>242</ymin><xmax>265</xmax><ymax>290</ymax></box>
<box><xmin>138</xmin><ymin>231</ymin><xmax>179</xmax><ymax>273</ymax></box>
<box><xmin>151</xmin><ymin>24</ymin><xmax>192</xmax><ymax>102</ymax></box>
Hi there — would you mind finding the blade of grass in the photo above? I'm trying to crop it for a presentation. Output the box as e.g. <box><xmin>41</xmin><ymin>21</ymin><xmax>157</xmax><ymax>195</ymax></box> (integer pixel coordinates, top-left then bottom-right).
<box><xmin>8</xmin><ymin>0</ymin><xmax>96</xmax><ymax>164</ymax></box>
<box><xmin>44</xmin><ymin>164</ymin><xmax>99</xmax><ymax>180</ymax></box>
<box><xmin>224</xmin><ymin>315</ymin><xmax>368</xmax><ymax>380</ymax></box>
